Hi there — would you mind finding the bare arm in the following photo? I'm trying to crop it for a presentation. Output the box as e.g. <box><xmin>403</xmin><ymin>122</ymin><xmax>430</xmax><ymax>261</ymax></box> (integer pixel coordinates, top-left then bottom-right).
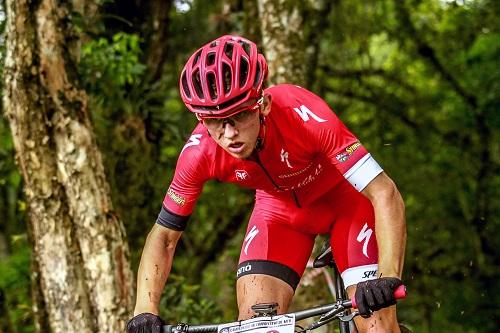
<box><xmin>361</xmin><ymin>172</ymin><xmax>406</xmax><ymax>278</ymax></box>
<box><xmin>133</xmin><ymin>224</ymin><xmax>182</xmax><ymax>315</ymax></box>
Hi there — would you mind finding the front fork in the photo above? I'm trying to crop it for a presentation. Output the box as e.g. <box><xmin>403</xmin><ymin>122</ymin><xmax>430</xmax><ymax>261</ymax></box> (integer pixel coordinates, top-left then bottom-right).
<box><xmin>331</xmin><ymin>264</ymin><xmax>357</xmax><ymax>333</ymax></box>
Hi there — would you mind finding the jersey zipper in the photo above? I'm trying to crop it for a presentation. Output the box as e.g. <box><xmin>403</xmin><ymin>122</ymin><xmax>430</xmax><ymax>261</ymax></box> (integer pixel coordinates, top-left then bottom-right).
<box><xmin>252</xmin><ymin>152</ymin><xmax>302</xmax><ymax>208</ymax></box>
<box><xmin>291</xmin><ymin>190</ymin><xmax>301</xmax><ymax>208</ymax></box>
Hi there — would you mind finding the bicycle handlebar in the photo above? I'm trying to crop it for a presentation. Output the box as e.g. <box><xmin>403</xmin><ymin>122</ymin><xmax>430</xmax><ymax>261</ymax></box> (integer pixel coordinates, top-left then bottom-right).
<box><xmin>350</xmin><ymin>285</ymin><xmax>407</xmax><ymax>309</ymax></box>
<box><xmin>163</xmin><ymin>323</ymin><xmax>218</xmax><ymax>333</ymax></box>
<box><xmin>162</xmin><ymin>285</ymin><xmax>407</xmax><ymax>333</ymax></box>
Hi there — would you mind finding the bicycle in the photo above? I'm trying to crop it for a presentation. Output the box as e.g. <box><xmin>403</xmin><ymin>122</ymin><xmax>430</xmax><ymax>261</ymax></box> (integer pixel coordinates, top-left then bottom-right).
<box><xmin>162</xmin><ymin>286</ymin><xmax>405</xmax><ymax>333</ymax></box>
<box><xmin>307</xmin><ymin>238</ymin><xmax>357</xmax><ymax>333</ymax></box>
<box><xmin>162</xmin><ymin>239</ymin><xmax>406</xmax><ymax>333</ymax></box>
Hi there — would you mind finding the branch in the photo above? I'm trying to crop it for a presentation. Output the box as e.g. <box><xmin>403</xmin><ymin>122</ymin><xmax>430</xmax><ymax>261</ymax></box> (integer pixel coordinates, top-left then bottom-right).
<box><xmin>320</xmin><ymin>66</ymin><xmax>417</xmax><ymax>95</ymax></box>
<box><xmin>330</xmin><ymin>87</ymin><xmax>422</xmax><ymax>132</ymax></box>
<box><xmin>394</xmin><ymin>3</ymin><xmax>497</xmax><ymax>269</ymax></box>
<box><xmin>393</xmin><ymin>0</ymin><xmax>478</xmax><ymax>109</ymax></box>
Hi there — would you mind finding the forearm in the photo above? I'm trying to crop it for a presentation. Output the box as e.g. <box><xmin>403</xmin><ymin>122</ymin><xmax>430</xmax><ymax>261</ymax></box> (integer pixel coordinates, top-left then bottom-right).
<box><xmin>134</xmin><ymin>224</ymin><xmax>181</xmax><ymax>315</ymax></box>
<box><xmin>372</xmin><ymin>186</ymin><xmax>406</xmax><ymax>278</ymax></box>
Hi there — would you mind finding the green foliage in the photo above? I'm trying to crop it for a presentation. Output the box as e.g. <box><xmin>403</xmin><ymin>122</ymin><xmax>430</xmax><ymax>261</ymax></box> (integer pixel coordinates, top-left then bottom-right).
<box><xmin>0</xmin><ymin>118</ymin><xmax>19</xmax><ymax>189</ymax></box>
<box><xmin>77</xmin><ymin>29</ymin><xmax>189</xmax><ymax>266</ymax></box>
<box><xmin>301</xmin><ymin>1</ymin><xmax>500</xmax><ymax>331</ymax></box>
<box><xmin>80</xmin><ymin>32</ymin><xmax>146</xmax><ymax>106</ymax></box>
<box><xmin>0</xmin><ymin>236</ymin><xmax>33</xmax><ymax>333</ymax></box>
<box><xmin>161</xmin><ymin>274</ymin><xmax>224</xmax><ymax>324</ymax></box>
<box><xmin>1</xmin><ymin>0</ymin><xmax>499</xmax><ymax>331</ymax></box>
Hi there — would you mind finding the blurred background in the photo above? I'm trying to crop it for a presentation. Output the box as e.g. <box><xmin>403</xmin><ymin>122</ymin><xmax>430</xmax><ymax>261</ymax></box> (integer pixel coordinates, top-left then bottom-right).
<box><xmin>0</xmin><ymin>0</ymin><xmax>499</xmax><ymax>332</ymax></box>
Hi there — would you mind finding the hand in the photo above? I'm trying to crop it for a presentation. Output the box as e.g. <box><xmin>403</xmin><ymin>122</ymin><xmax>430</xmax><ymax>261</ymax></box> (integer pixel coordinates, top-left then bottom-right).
<box><xmin>126</xmin><ymin>313</ymin><xmax>164</xmax><ymax>333</ymax></box>
<box><xmin>354</xmin><ymin>277</ymin><xmax>403</xmax><ymax>318</ymax></box>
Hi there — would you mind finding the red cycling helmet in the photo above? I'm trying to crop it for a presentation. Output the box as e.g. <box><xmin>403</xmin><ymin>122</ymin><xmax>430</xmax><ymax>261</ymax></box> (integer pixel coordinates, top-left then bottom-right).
<box><xmin>179</xmin><ymin>35</ymin><xmax>268</xmax><ymax>118</ymax></box>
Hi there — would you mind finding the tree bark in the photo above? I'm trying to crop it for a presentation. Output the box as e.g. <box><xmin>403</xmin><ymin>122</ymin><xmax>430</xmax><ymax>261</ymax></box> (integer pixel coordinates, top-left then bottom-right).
<box><xmin>2</xmin><ymin>0</ymin><xmax>134</xmax><ymax>332</ymax></box>
<box><xmin>143</xmin><ymin>0</ymin><xmax>173</xmax><ymax>82</ymax></box>
<box><xmin>257</xmin><ymin>0</ymin><xmax>307</xmax><ymax>85</ymax></box>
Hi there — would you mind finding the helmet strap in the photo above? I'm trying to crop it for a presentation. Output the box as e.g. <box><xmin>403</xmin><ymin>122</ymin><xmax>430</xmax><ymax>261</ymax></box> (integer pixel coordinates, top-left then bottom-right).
<box><xmin>255</xmin><ymin>115</ymin><xmax>266</xmax><ymax>151</ymax></box>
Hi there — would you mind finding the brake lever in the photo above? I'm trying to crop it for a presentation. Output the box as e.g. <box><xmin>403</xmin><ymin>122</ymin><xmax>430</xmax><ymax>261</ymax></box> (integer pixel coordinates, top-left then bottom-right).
<box><xmin>339</xmin><ymin>311</ymin><xmax>359</xmax><ymax>322</ymax></box>
<box><xmin>305</xmin><ymin>302</ymin><xmax>346</xmax><ymax>330</ymax></box>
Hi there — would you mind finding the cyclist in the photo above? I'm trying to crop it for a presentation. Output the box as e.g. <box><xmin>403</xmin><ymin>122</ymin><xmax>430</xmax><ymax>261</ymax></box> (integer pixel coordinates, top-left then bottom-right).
<box><xmin>127</xmin><ymin>35</ymin><xmax>406</xmax><ymax>333</ymax></box>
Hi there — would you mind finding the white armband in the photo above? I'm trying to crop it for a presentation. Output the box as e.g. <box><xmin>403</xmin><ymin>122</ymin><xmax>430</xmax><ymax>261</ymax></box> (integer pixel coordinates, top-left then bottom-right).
<box><xmin>343</xmin><ymin>154</ymin><xmax>383</xmax><ymax>191</ymax></box>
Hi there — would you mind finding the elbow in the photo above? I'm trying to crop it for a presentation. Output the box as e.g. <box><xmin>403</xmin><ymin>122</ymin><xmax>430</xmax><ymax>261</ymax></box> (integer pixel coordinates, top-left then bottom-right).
<box><xmin>148</xmin><ymin>224</ymin><xmax>182</xmax><ymax>251</ymax></box>
<box><xmin>387</xmin><ymin>180</ymin><xmax>405</xmax><ymax>210</ymax></box>
<box><xmin>364</xmin><ymin>175</ymin><xmax>405</xmax><ymax>212</ymax></box>
<box><xmin>383</xmin><ymin>180</ymin><xmax>405</xmax><ymax>213</ymax></box>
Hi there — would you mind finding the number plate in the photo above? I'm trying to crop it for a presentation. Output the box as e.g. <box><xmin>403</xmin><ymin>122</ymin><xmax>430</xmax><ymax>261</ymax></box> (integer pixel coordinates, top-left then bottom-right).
<box><xmin>218</xmin><ymin>315</ymin><xmax>296</xmax><ymax>333</ymax></box>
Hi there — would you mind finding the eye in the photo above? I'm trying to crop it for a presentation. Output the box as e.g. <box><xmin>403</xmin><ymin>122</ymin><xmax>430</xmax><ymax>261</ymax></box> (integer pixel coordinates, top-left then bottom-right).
<box><xmin>233</xmin><ymin>110</ymin><xmax>253</xmax><ymax>121</ymax></box>
<box><xmin>203</xmin><ymin>118</ymin><xmax>223</xmax><ymax>127</ymax></box>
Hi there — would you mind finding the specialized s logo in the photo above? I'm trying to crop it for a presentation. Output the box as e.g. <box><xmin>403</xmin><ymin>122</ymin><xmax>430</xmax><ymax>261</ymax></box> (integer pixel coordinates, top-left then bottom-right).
<box><xmin>293</xmin><ymin>105</ymin><xmax>327</xmax><ymax>123</ymax></box>
<box><xmin>244</xmin><ymin>225</ymin><xmax>259</xmax><ymax>255</ymax></box>
<box><xmin>280</xmin><ymin>149</ymin><xmax>293</xmax><ymax>168</ymax></box>
<box><xmin>356</xmin><ymin>223</ymin><xmax>373</xmax><ymax>258</ymax></box>
<box><xmin>181</xmin><ymin>134</ymin><xmax>202</xmax><ymax>154</ymax></box>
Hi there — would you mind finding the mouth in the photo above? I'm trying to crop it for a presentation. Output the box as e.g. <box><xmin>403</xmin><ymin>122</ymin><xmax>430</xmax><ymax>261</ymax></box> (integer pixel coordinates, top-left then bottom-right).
<box><xmin>228</xmin><ymin>142</ymin><xmax>245</xmax><ymax>154</ymax></box>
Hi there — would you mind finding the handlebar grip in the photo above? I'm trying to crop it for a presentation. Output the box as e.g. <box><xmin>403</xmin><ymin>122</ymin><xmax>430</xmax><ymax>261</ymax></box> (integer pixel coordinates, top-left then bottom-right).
<box><xmin>394</xmin><ymin>285</ymin><xmax>407</xmax><ymax>299</ymax></box>
<box><xmin>162</xmin><ymin>324</ymin><xmax>175</xmax><ymax>333</ymax></box>
<box><xmin>351</xmin><ymin>285</ymin><xmax>407</xmax><ymax>309</ymax></box>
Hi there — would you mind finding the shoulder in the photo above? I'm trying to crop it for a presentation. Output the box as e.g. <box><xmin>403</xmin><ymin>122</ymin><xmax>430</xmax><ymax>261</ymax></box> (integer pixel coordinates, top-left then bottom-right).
<box><xmin>266</xmin><ymin>84</ymin><xmax>338</xmax><ymax>124</ymax></box>
<box><xmin>266</xmin><ymin>84</ymin><xmax>326</xmax><ymax>101</ymax></box>
<box><xmin>266</xmin><ymin>84</ymin><xmax>319</xmax><ymax>104</ymax></box>
<box><xmin>177</xmin><ymin>123</ymin><xmax>215</xmax><ymax>170</ymax></box>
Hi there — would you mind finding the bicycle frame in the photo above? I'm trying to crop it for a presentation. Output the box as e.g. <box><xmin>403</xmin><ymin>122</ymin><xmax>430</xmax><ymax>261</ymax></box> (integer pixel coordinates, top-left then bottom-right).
<box><xmin>162</xmin><ymin>298</ymin><xmax>356</xmax><ymax>333</ymax></box>
<box><xmin>329</xmin><ymin>263</ymin><xmax>354</xmax><ymax>333</ymax></box>
<box><xmin>309</xmin><ymin>239</ymin><xmax>353</xmax><ymax>333</ymax></box>
<box><xmin>161</xmin><ymin>284</ymin><xmax>407</xmax><ymax>333</ymax></box>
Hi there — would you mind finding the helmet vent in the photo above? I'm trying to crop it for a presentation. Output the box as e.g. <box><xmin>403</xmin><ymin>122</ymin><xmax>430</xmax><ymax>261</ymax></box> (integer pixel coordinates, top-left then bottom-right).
<box><xmin>223</xmin><ymin>63</ymin><xmax>232</xmax><ymax>94</ymax></box>
<box><xmin>193</xmin><ymin>69</ymin><xmax>204</xmax><ymax>99</ymax></box>
<box><xmin>238</xmin><ymin>40</ymin><xmax>251</xmax><ymax>57</ymax></box>
<box><xmin>207</xmin><ymin>52</ymin><xmax>216</xmax><ymax>66</ymax></box>
<box><xmin>191</xmin><ymin>92</ymin><xmax>248</xmax><ymax>112</ymax></box>
<box><xmin>207</xmin><ymin>72</ymin><xmax>217</xmax><ymax>101</ymax></box>
<box><xmin>224</xmin><ymin>42</ymin><xmax>234</xmax><ymax>59</ymax></box>
<box><xmin>193</xmin><ymin>50</ymin><xmax>202</xmax><ymax>66</ymax></box>
<box><xmin>239</xmin><ymin>58</ymin><xmax>249</xmax><ymax>88</ymax></box>
<box><xmin>253</xmin><ymin>62</ymin><xmax>262</xmax><ymax>88</ymax></box>
<box><xmin>181</xmin><ymin>71</ymin><xmax>191</xmax><ymax>99</ymax></box>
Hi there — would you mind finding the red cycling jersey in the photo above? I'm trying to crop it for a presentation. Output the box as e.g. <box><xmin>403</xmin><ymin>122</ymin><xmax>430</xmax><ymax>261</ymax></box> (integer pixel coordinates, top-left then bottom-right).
<box><xmin>161</xmin><ymin>84</ymin><xmax>381</xmax><ymax>218</ymax></box>
<box><xmin>157</xmin><ymin>84</ymin><xmax>383</xmax><ymax>289</ymax></box>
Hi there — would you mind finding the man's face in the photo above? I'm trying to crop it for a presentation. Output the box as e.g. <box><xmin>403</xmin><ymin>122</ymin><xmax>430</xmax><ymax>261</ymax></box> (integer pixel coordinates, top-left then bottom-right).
<box><xmin>200</xmin><ymin>95</ymin><xmax>271</xmax><ymax>159</ymax></box>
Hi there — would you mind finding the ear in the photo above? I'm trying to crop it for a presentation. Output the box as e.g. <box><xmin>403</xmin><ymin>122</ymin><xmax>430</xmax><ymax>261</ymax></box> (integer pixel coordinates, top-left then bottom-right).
<box><xmin>260</xmin><ymin>93</ymin><xmax>272</xmax><ymax>117</ymax></box>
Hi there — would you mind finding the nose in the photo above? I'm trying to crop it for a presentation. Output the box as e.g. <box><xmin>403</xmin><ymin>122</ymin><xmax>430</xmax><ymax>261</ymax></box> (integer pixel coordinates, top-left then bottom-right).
<box><xmin>223</xmin><ymin>121</ymin><xmax>238</xmax><ymax>139</ymax></box>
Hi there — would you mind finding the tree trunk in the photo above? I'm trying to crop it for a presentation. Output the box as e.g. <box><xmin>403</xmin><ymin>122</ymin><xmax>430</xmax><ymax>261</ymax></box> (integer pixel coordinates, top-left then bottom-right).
<box><xmin>143</xmin><ymin>0</ymin><xmax>173</xmax><ymax>82</ymax></box>
<box><xmin>257</xmin><ymin>0</ymin><xmax>307</xmax><ymax>85</ymax></box>
<box><xmin>2</xmin><ymin>0</ymin><xmax>134</xmax><ymax>332</ymax></box>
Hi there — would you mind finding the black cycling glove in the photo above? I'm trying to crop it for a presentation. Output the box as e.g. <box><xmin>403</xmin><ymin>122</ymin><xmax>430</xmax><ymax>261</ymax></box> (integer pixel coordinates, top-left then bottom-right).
<box><xmin>126</xmin><ymin>313</ymin><xmax>164</xmax><ymax>333</ymax></box>
<box><xmin>354</xmin><ymin>277</ymin><xmax>402</xmax><ymax>318</ymax></box>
